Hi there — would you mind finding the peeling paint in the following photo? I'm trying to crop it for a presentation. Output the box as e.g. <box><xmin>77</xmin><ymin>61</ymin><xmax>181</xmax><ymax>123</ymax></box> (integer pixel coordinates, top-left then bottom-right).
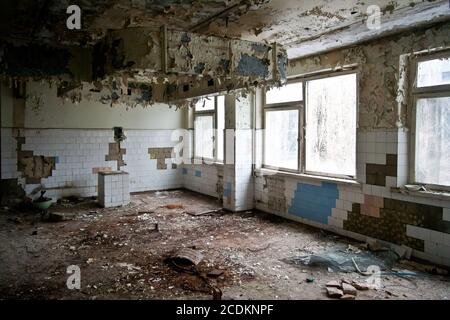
<box><xmin>236</xmin><ymin>54</ymin><xmax>270</xmax><ymax>77</ymax></box>
<box><xmin>288</xmin><ymin>22</ymin><xmax>450</xmax><ymax>129</ymax></box>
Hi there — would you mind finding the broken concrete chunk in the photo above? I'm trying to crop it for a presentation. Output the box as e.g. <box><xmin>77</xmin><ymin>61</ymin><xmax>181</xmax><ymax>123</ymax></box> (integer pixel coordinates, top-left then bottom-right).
<box><xmin>326</xmin><ymin>280</ymin><xmax>341</xmax><ymax>288</ymax></box>
<box><xmin>326</xmin><ymin>287</ymin><xmax>344</xmax><ymax>298</ymax></box>
<box><xmin>341</xmin><ymin>279</ymin><xmax>352</xmax><ymax>285</ymax></box>
<box><xmin>340</xmin><ymin>294</ymin><xmax>356</xmax><ymax>300</ymax></box>
<box><xmin>342</xmin><ymin>283</ymin><xmax>357</xmax><ymax>295</ymax></box>
<box><xmin>392</xmin><ymin>244</ymin><xmax>412</xmax><ymax>259</ymax></box>
<box><xmin>352</xmin><ymin>281</ymin><xmax>370</xmax><ymax>290</ymax></box>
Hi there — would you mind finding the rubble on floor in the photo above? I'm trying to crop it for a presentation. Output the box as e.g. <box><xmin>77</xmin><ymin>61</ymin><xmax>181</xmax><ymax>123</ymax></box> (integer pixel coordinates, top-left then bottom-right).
<box><xmin>0</xmin><ymin>189</ymin><xmax>449</xmax><ymax>300</ymax></box>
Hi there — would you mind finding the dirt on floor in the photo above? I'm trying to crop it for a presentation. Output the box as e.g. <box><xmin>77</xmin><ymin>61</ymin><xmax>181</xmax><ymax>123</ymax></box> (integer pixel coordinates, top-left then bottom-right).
<box><xmin>0</xmin><ymin>189</ymin><xmax>449</xmax><ymax>300</ymax></box>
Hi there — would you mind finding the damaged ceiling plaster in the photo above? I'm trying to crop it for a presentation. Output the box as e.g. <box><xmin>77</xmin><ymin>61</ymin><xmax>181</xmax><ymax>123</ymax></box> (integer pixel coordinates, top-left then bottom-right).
<box><xmin>1</xmin><ymin>0</ymin><xmax>449</xmax><ymax>108</ymax></box>
<box><xmin>4</xmin><ymin>0</ymin><xmax>449</xmax><ymax>53</ymax></box>
<box><xmin>0</xmin><ymin>26</ymin><xmax>287</xmax><ymax>108</ymax></box>
<box><xmin>0</xmin><ymin>1</ymin><xmax>288</xmax><ymax>108</ymax></box>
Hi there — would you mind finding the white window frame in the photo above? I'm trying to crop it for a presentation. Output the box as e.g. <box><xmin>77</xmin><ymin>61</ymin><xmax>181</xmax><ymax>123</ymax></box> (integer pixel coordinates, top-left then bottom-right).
<box><xmin>409</xmin><ymin>50</ymin><xmax>450</xmax><ymax>191</ymax></box>
<box><xmin>263</xmin><ymin>69</ymin><xmax>358</xmax><ymax>180</ymax></box>
<box><xmin>263</xmin><ymin>79</ymin><xmax>303</xmax><ymax>173</ymax></box>
<box><xmin>193</xmin><ymin>96</ymin><xmax>224</xmax><ymax>163</ymax></box>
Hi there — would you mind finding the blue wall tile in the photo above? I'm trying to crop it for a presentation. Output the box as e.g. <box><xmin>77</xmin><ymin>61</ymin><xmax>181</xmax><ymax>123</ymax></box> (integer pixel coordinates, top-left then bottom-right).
<box><xmin>182</xmin><ymin>168</ymin><xmax>188</xmax><ymax>175</ymax></box>
<box><xmin>288</xmin><ymin>182</ymin><xmax>338</xmax><ymax>224</ymax></box>
<box><xmin>223</xmin><ymin>182</ymin><xmax>232</xmax><ymax>197</ymax></box>
<box><xmin>195</xmin><ymin>170</ymin><xmax>202</xmax><ymax>177</ymax></box>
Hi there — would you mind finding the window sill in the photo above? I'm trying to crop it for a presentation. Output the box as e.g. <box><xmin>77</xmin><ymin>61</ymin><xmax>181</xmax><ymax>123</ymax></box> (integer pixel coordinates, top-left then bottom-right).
<box><xmin>255</xmin><ymin>168</ymin><xmax>360</xmax><ymax>186</ymax></box>
<box><xmin>391</xmin><ymin>187</ymin><xmax>450</xmax><ymax>201</ymax></box>
<box><xmin>189</xmin><ymin>159</ymin><xmax>224</xmax><ymax>166</ymax></box>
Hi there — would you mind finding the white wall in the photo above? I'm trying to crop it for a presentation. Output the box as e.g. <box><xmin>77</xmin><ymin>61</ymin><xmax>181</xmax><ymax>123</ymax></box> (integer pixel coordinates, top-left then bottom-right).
<box><xmin>0</xmin><ymin>80</ymin><xmax>185</xmax><ymax>199</ymax></box>
<box><xmin>1</xmin><ymin>81</ymin><xmax>184</xmax><ymax>130</ymax></box>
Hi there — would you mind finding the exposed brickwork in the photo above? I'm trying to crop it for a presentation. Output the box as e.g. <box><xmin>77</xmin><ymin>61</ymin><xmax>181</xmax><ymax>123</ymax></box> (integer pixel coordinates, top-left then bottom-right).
<box><xmin>16</xmin><ymin>136</ymin><xmax>56</xmax><ymax>184</ymax></box>
<box><xmin>92</xmin><ymin>167</ymin><xmax>112</xmax><ymax>174</ymax></box>
<box><xmin>148</xmin><ymin>147</ymin><xmax>173</xmax><ymax>170</ymax></box>
<box><xmin>105</xmin><ymin>142</ymin><xmax>126</xmax><ymax>169</ymax></box>
<box><xmin>265</xmin><ymin>176</ymin><xmax>286</xmax><ymax>212</ymax></box>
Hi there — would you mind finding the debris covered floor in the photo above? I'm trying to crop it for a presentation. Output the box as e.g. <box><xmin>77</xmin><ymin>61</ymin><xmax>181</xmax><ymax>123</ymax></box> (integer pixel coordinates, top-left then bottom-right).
<box><xmin>0</xmin><ymin>190</ymin><xmax>449</xmax><ymax>300</ymax></box>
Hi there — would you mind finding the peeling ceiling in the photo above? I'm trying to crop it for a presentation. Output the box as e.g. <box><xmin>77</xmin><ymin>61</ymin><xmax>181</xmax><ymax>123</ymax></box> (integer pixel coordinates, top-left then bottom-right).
<box><xmin>1</xmin><ymin>0</ymin><xmax>450</xmax><ymax>58</ymax></box>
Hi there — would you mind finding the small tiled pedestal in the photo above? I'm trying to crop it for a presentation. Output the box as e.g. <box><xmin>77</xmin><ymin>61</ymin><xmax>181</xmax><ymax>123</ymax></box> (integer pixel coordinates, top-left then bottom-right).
<box><xmin>98</xmin><ymin>171</ymin><xmax>130</xmax><ymax>207</ymax></box>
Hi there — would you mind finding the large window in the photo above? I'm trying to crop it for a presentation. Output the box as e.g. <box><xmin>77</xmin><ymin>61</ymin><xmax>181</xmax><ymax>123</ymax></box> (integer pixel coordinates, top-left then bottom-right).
<box><xmin>264</xmin><ymin>83</ymin><xmax>302</xmax><ymax>171</ymax></box>
<box><xmin>264</xmin><ymin>72</ymin><xmax>357</xmax><ymax>178</ymax></box>
<box><xmin>194</xmin><ymin>96</ymin><xmax>225</xmax><ymax>162</ymax></box>
<box><xmin>305</xmin><ymin>73</ymin><xmax>357</xmax><ymax>177</ymax></box>
<box><xmin>411</xmin><ymin>52</ymin><xmax>450</xmax><ymax>188</ymax></box>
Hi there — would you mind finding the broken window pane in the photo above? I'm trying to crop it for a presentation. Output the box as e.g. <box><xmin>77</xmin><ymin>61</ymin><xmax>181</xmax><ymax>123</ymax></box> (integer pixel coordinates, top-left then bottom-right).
<box><xmin>417</xmin><ymin>57</ymin><xmax>450</xmax><ymax>87</ymax></box>
<box><xmin>415</xmin><ymin>96</ymin><xmax>450</xmax><ymax>186</ymax></box>
<box><xmin>266</xmin><ymin>82</ymin><xmax>303</xmax><ymax>104</ymax></box>
<box><xmin>216</xmin><ymin>96</ymin><xmax>225</xmax><ymax>162</ymax></box>
<box><xmin>305</xmin><ymin>73</ymin><xmax>357</xmax><ymax>177</ymax></box>
<box><xmin>194</xmin><ymin>97</ymin><xmax>215</xmax><ymax>111</ymax></box>
<box><xmin>194</xmin><ymin>115</ymin><xmax>214</xmax><ymax>159</ymax></box>
<box><xmin>264</xmin><ymin>109</ymin><xmax>298</xmax><ymax>170</ymax></box>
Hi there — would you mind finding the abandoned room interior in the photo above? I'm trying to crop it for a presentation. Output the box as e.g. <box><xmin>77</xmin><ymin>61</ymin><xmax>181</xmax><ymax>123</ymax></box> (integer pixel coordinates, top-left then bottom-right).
<box><xmin>0</xmin><ymin>0</ymin><xmax>449</xmax><ymax>301</ymax></box>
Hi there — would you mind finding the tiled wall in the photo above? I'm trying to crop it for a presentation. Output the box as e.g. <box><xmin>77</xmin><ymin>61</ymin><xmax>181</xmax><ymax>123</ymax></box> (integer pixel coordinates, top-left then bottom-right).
<box><xmin>122</xmin><ymin>130</ymin><xmax>182</xmax><ymax>192</ymax></box>
<box><xmin>288</xmin><ymin>182</ymin><xmax>339</xmax><ymax>225</ymax></box>
<box><xmin>255</xmin><ymin>128</ymin><xmax>450</xmax><ymax>267</ymax></box>
<box><xmin>182</xmin><ymin>163</ymin><xmax>222</xmax><ymax>199</ymax></box>
<box><xmin>1</xmin><ymin>128</ymin><xmax>182</xmax><ymax>200</ymax></box>
<box><xmin>98</xmin><ymin>172</ymin><xmax>130</xmax><ymax>207</ymax></box>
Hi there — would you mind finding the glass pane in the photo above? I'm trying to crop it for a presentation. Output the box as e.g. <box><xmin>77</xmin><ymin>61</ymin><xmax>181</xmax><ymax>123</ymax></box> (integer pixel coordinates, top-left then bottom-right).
<box><xmin>417</xmin><ymin>57</ymin><xmax>450</xmax><ymax>87</ymax></box>
<box><xmin>415</xmin><ymin>96</ymin><xmax>450</xmax><ymax>186</ymax></box>
<box><xmin>194</xmin><ymin>97</ymin><xmax>215</xmax><ymax>111</ymax></box>
<box><xmin>216</xmin><ymin>96</ymin><xmax>225</xmax><ymax>162</ymax></box>
<box><xmin>305</xmin><ymin>73</ymin><xmax>357</xmax><ymax>176</ymax></box>
<box><xmin>264</xmin><ymin>110</ymin><xmax>298</xmax><ymax>170</ymax></box>
<box><xmin>194</xmin><ymin>115</ymin><xmax>214</xmax><ymax>159</ymax></box>
<box><xmin>266</xmin><ymin>82</ymin><xmax>303</xmax><ymax>104</ymax></box>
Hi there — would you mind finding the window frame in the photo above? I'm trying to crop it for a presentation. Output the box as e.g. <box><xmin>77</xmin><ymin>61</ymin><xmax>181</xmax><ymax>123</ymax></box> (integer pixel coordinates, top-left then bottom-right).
<box><xmin>263</xmin><ymin>79</ymin><xmax>303</xmax><ymax>173</ymax></box>
<box><xmin>193</xmin><ymin>96</ymin><xmax>224</xmax><ymax>163</ymax></box>
<box><xmin>263</xmin><ymin>69</ymin><xmax>359</xmax><ymax>180</ymax></box>
<box><xmin>409</xmin><ymin>50</ymin><xmax>450</xmax><ymax>191</ymax></box>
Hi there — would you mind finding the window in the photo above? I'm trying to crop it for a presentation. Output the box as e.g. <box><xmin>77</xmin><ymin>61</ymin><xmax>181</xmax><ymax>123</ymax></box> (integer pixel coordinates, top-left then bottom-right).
<box><xmin>216</xmin><ymin>96</ymin><xmax>225</xmax><ymax>162</ymax></box>
<box><xmin>263</xmin><ymin>72</ymin><xmax>357</xmax><ymax>178</ymax></box>
<box><xmin>194</xmin><ymin>96</ymin><xmax>225</xmax><ymax>162</ymax></box>
<box><xmin>194</xmin><ymin>114</ymin><xmax>214</xmax><ymax>159</ymax></box>
<box><xmin>265</xmin><ymin>109</ymin><xmax>299</xmax><ymax>170</ymax></box>
<box><xmin>264</xmin><ymin>82</ymin><xmax>302</xmax><ymax>171</ymax></box>
<box><xmin>266</xmin><ymin>82</ymin><xmax>303</xmax><ymax>104</ymax></box>
<box><xmin>411</xmin><ymin>52</ymin><xmax>450</xmax><ymax>188</ymax></box>
<box><xmin>305</xmin><ymin>73</ymin><xmax>357</xmax><ymax>177</ymax></box>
